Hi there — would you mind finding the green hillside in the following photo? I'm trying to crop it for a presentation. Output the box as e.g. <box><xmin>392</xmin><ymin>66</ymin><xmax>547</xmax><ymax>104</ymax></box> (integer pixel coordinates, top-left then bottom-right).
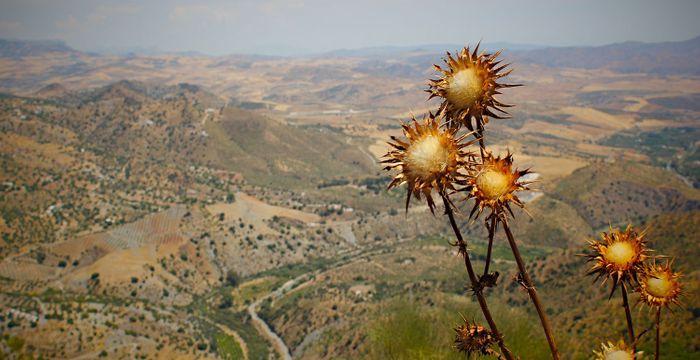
<box><xmin>552</xmin><ymin>161</ymin><xmax>700</xmax><ymax>228</ymax></box>
<box><xmin>202</xmin><ymin>106</ymin><xmax>375</xmax><ymax>189</ymax></box>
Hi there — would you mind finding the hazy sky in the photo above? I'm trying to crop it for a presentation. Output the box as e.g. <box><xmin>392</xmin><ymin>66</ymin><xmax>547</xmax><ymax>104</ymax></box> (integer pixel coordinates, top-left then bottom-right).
<box><xmin>1</xmin><ymin>0</ymin><xmax>699</xmax><ymax>55</ymax></box>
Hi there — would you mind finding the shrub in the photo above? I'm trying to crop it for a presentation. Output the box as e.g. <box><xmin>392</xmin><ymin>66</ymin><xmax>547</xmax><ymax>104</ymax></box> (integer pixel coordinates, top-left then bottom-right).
<box><xmin>225</xmin><ymin>270</ymin><xmax>240</xmax><ymax>288</ymax></box>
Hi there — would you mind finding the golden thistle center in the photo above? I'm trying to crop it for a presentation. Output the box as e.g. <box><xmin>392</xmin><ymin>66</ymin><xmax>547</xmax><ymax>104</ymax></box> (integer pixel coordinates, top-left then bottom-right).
<box><xmin>604</xmin><ymin>242</ymin><xmax>636</xmax><ymax>269</ymax></box>
<box><xmin>476</xmin><ymin>169</ymin><xmax>511</xmax><ymax>200</ymax></box>
<box><xmin>604</xmin><ymin>350</ymin><xmax>634</xmax><ymax>360</ymax></box>
<box><xmin>406</xmin><ymin>135</ymin><xmax>451</xmax><ymax>179</ymax></box>
<box><xmin>645</xmin><ymin>273</ymin><xmax>673</xmax><ymax>298</ymax></box>
<box><xmin>446</xmin><ymin>68</ymin><xmax>484</xmax><ymax>109</ymax></box>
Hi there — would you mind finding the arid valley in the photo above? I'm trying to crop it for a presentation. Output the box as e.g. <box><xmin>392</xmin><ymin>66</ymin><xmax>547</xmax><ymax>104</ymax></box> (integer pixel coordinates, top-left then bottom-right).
<box><xmin>0</xmin><ymin>35</ymin><xmax>699</xmax><ymax>359</ymax></box>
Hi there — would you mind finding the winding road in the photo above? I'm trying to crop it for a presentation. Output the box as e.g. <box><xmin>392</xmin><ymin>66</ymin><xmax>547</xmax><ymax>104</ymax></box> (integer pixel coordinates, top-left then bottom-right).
<box><xmin>246</xmin><ymin>276</ymin><xmax>312</xmax><ymax>360</ymax></box>
<box><xmin>245</xmin><ymin>242</ymin><xmax>408</xmax><ymax>359</ymax></box>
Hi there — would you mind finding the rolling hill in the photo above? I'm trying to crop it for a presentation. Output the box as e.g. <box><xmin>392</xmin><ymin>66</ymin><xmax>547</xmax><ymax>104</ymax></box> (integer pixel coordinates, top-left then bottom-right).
<box><xmin>552</xmin><ymin>161</ymin><xmax>700</xmax><ymax>228</ymax></box>
<box><xmin>202</xmin><ymin>106</ymin><xmax>375</xmax><ymax>188</ymax></box>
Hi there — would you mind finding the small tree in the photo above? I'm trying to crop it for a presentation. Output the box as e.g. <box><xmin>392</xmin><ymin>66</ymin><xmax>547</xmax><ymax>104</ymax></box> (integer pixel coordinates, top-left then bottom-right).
<box><xmin>225</xmin><ymin>270</ymin><xmax>240</xmax><ymax>288</ymax></box>
<box><xmin>36</xmin><ymin>251</ymin><xmax>46</xmax><ymax>264</ymax></box>
<box><xmin>219</xmin><ymin>293</ymin><xmax>233</xmax><ymax>309</ymax></box>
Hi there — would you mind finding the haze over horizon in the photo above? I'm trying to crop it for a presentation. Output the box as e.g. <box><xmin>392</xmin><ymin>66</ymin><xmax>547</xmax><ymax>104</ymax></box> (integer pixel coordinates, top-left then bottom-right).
<box><xmin>1</xmin><ymin>0</ymin><xmax>699</xmax><ymax>56</ymax></box>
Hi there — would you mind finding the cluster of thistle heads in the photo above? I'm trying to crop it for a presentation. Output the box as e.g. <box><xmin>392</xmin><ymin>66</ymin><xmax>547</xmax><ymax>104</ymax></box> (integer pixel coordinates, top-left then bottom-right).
<box><xmin>586</xmin><ymin>224</ymin><xmax>683</xmax><ymax>359</ymax></box>
<box><xmin>381</xmin><ymin>43</ymin><xmax>685</xmax><ymax>359</ymax></box>
<box><xmin>382</xmin><ymin>44</ymin><xmax>533</xmax><ymax>358</ymax></box>
<box><xmin>382</xmin><ymin>43</ymin><xmax>529</xmax><ymax>222</ymax></box>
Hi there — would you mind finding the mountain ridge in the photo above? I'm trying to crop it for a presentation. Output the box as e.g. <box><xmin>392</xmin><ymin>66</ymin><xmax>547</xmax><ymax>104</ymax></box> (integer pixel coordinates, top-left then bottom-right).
<box><xmin>514</xmin><ymin>35</ymin><xmax>700</xmax><ymax>75</ymax></box>
<box><xmin>0</xmin><ymin>39</ymin><xmax>81</xmax><ymax>59</ymax></box>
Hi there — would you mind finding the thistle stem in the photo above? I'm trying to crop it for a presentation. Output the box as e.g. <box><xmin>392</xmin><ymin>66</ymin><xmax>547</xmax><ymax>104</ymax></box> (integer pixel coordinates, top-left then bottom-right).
<box><xmin>476</xmin><ymin>120</ymin><xmax>486</xmax><ymax>155</ymax></box>
<box><xmin>655</xmin><ymin>307</ymin><xmax>661</xmax><ymax>360</ymax></box>
<box><xmin>502</xmin><ymin>218</ymin><xmax>560</xmax><ymax>360</ymax></box>
<box><xmin>442</xmin><ymin>195</ymin><xmax>514</xmax><ymax>360</ymax></box>
<box><xmin>483</xmin><ymin>216</ymin><xmax>497</xmax><ymax>277</ymax></box>
<box><xmin>620</xmin><ymin>283</ymin><xmax>636</xmax><ymax>354</ymax></box>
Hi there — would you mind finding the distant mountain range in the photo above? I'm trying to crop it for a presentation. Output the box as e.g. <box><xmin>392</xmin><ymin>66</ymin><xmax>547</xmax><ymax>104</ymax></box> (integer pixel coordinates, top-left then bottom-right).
<box><xmin>0</xmin><ymin>39</ymin><xmax>82</xmax><ymax>59</ymax></box>
<box><xmin>320</xmin><ymin>41</ymin><xmax>546</xmax><ymax>58</ymax></box>
<box><xmin>3</xmin><ymin>36</ymin><xmax>698</xmax><ymax>75</ymax></box>
<box><xmin>512</xmin><ymin>36</ymin><xmax>700</xmax><ymax>75</ymax></box>
<box><xmin>397</xmin><ymin>36</ymin><xmax>700</xmax><ymax>76</ymax></box>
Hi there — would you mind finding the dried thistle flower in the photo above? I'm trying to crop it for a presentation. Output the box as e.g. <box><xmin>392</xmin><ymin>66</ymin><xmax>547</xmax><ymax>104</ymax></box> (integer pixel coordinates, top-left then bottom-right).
<box><xmin>593</xmin><ymin>340</ymin><xmax>642</xmax><ymax>360</ymax></box>
<box><xmin>638</xmin><ymin>258</ymin><xmax>682</xmax><ymax>309</ymax></box>
<box><xmin>465</xmin><ymin>151</ymin><xmax>531</xmax><ymax>219</ymax></box>
<box><xmin>428</xmin><ymin>44</ymin><xmax>519</xmax><ymax>131</ymax></box>
<box><xmin>382</xmin><ymin>112</ymin><xmax>474</xmax><ymax>213</ymax></box>
<box><xmin>586</xmin><ymin>225</ymin><xmax>650</xmax><ymax>294</ymax></box>
<box><xmin>453</xmin><ymin>319</ymin><xmax>499</xmax><ymax>357</ymax></box>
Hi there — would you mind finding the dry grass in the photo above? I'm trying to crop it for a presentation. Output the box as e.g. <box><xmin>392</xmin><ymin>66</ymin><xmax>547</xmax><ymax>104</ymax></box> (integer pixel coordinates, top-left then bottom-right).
<box><xmin>0</xmin><ymin>133</ymin><xmax>75</xmax><ymax>169</ymax></box>
<box><xmin>560</xmin><ymin>106</ymin><xmax>635</xmax><ymax>130</ymax></box>
<box><xmin>206</xmin><ymin>192</ymin><xmax>320</xmax><ymax>232</ymax></box>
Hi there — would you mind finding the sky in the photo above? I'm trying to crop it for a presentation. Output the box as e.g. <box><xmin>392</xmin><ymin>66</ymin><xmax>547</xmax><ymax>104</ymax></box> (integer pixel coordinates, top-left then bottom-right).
<box><xmin>0</xmin><ymin>0</ymin><xmax>699</xmax><ymax>56</ymax></box>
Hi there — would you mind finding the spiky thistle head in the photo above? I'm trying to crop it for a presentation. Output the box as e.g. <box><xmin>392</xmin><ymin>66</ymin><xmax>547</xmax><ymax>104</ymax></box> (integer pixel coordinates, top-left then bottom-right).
<box><xmin>453</xmin><ymin>319</ymin><xmax>498</xmax><ymax>357</ymax></box>
<box><xmin>382</xmin><ymin>112</ymin><xmax>475</xmax><ymax>213</ymax></box>
<box><xmin>465</xmin><ymin>151</ymin><xmax>531</xmax><ymax>220</ymax></box>
<box><xmin>586</xmin><ymin>225</ymin><xmax>650</xmax><ymax>294</ymax></box>
<box><xmin>593</xmin><ymin>340</ymin><xmax>642</xmax><ymax>360</ymax></box>
<box><xmin>427</xmin><ymin>44</ymin><xmax>519</xmax><ymax>132</ymax></box>
<box><xmin>638</xmin><ymin>258</ymin><xmax>682</xmax><ymax>309</ymax></box>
